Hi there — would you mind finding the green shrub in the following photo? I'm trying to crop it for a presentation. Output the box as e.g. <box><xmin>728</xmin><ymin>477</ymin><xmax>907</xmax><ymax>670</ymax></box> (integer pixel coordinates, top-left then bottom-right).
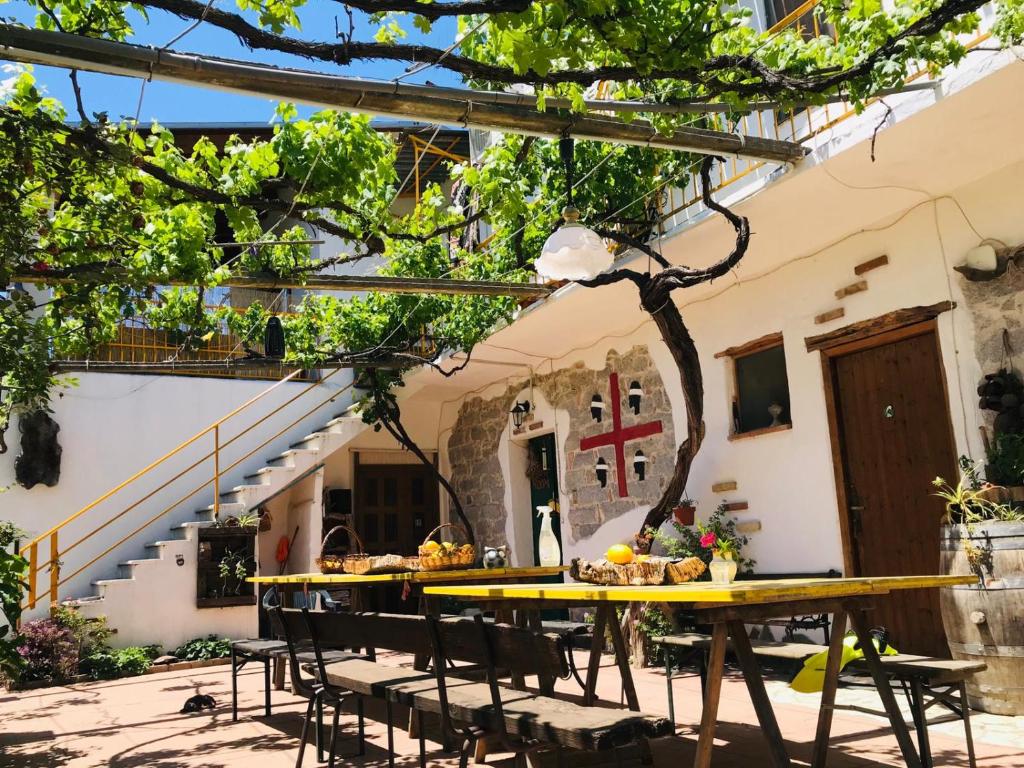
<box><xmin>80</xmin><ymin>646</ymin><xmax>155</xmax><ymax>680</ymax></box>
<box><xmin>651</xmin><ymin>501</ymin><xmax>756</xmax><ymax>575</ymax></box>
<box><xmin>0</xmin><ymin>521</ymin><xmax>28</xmax><ymax>682</ymax></box>
<box><xmin>174</xmin><ymin>635</ymin><xmax>232</xmax><ymax>661</ymax></box>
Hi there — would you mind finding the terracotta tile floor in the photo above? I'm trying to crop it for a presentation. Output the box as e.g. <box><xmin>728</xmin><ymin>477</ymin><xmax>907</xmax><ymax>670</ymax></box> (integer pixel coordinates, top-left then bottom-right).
<box><xmin>1</xmin><ymin>650</ymin><xmax>1022</xmax><ymax>768</ymax></box>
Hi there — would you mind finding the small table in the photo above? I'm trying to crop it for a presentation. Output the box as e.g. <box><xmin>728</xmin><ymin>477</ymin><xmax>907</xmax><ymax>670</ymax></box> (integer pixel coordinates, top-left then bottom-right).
<box><xmin>423</xmin><ymin>574</ymin><xmax>974</xmax><ymax>768</ymax></box>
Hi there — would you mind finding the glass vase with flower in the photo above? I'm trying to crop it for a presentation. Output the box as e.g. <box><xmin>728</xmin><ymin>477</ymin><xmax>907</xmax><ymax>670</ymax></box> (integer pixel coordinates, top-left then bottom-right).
<box><xmin>699</xmin><ymin>526</ymin><xmax>740</xmax><ymax>584</ymax></box>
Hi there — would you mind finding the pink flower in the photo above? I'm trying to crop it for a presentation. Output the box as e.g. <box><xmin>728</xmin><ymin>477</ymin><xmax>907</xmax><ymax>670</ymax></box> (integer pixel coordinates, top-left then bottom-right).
<box><xmin>700</xmin><ymin>532</ymin><xmax>717</xmax><ymax>549</ymax></box>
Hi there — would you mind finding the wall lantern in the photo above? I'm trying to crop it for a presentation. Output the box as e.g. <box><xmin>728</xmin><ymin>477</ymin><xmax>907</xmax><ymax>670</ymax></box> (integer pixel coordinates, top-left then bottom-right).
<box><xmin>590</xmin><ymin>395</ymin><xmax>605</xmax><ymax>422</ymax></box>
<box><xmin>264</xmin><ymin>316</ymin><xmax>286</xmax><ymax>359</ymax></box>
<box><xmin>628</xmin><ymin>381</ymin><xmax>643</xmax><ymax>414</ymax></box>
<box><xmin>595</xmin><ymin>457</ymin><xmax>608</xmax><ymax>488</ymax></box>
<box><xmin>510</xmin><ymin>400</ymin><xmax>531</xmax><ymax>429</ymax></box>
<box><xmin>634</xmin><ymin>450</ymin><xmax>647</xmax><ymax>481</ymax></box>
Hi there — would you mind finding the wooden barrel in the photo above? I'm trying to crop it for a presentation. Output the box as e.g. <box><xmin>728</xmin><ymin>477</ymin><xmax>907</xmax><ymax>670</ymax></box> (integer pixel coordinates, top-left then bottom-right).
<box><xmin>940</xmin><ymin>522</ymin><xmax>1024</xmax><ymax>715</ymax></box>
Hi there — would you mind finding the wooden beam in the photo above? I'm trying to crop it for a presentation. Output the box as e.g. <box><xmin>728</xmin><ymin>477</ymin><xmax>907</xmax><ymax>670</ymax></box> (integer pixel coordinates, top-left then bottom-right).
<box><xmin>854</xmin><ymin>254</ymin><xmax>889</xmax><ymax>275</ymax></box>
<box><xmin>51</xmin><ymin>357</ymin><xmax>409</xmax><ymax>374</ymax></box>
<box><xmin>804</xmin><ymin>301</ymin><xmax>955</xmax><ymax>352</ymax></box>
<box><xmin>13</xmin><ymin>270</ymin><xmax>553</xmax><ymax>298</ymax></box>
<box><xmin>0</xmin><ymin>25</ymin><xmax>807</xmax><ymax>165</ymax></box>
<box><xmin>714</xmin><ymin>331</ymin><xmax>783</xmax><ymax>359</ymax></box>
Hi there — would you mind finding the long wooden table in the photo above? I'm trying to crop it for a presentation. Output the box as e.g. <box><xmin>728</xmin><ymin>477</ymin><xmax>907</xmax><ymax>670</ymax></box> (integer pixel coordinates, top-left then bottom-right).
<box><xmin>423</xmin><ymin>574</ymin><xmax>975</xmax><ymax>768</ymax></box>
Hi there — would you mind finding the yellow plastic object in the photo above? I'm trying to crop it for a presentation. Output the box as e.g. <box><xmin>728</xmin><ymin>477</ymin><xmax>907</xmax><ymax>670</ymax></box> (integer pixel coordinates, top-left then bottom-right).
<box><xmin>790</xmin><ymin>632</ymin><xmax>899</xmax><ymax>693</ymax></box>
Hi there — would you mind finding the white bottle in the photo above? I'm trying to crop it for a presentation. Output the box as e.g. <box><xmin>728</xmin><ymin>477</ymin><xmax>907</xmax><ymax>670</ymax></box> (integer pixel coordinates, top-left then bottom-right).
<box><xmin>536</xmin><ymin>505</ymin><xmax>561</xmax><ymax>567</ymax></box>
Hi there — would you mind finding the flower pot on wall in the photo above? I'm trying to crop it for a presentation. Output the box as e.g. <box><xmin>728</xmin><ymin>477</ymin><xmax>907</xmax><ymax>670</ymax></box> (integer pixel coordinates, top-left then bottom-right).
<box><xmin>939</xmin><ymin>522</ymin><xmax>1024</xmax><ymax>714</ymax></box>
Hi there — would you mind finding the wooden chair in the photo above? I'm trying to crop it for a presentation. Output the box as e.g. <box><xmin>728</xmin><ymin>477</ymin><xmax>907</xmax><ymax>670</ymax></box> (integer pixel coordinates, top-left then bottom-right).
<box><xmin>271</xmin><ymin>603</ymin><xmax>366</xmax><ymax>768</ymax></box>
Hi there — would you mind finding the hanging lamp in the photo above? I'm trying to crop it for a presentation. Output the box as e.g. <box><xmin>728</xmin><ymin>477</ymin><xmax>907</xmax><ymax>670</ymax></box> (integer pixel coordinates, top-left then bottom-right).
<box><xmin>535</xmin><ymin>137</ymin><xmax>611</xmax><ymax>281</ymax></box>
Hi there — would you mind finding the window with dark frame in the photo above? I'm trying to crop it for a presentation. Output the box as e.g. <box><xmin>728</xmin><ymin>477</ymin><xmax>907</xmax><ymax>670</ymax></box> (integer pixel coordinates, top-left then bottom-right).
<box><xmin>725</xmin><ymin>337</ymin><xmax>792</xmax><ymax>436</ymax></box>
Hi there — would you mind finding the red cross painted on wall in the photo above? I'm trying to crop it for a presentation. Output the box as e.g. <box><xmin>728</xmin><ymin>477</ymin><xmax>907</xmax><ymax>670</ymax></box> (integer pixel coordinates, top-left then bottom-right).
<box><xmin>579</xmin><ymin>372</ymin><xmax>663</xmax><ymax>498</ymax></box>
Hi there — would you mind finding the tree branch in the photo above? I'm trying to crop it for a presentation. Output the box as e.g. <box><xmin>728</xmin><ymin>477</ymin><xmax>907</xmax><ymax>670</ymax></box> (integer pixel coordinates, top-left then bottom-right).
<box><xmin>331</xmin><ymin>0</ymin><xmax>534</xmax><ymax>21</ymax></box>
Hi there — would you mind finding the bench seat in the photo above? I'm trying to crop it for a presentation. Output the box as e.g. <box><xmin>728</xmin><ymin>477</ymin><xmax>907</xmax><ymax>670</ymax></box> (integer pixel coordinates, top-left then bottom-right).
<box><xmin>846</xmin><ymin>654</ymin><xmax>987</xmax><ymax>684</ymax></box>
<box><xmin>653</xmin><ymin>633</ymin><xmax>824</xmax><ymax>661</ymax></box>
<box><xmin>320</xmin><ymin>659</ymin><xmax>672</xmax><ymax>752</ymax></box>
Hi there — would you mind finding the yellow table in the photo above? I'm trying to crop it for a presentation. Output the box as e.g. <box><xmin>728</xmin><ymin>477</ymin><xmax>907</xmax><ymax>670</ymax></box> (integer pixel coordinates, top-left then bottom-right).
<box><xmin>424</xmin><ymin>574</ymin><xmax>975</xmax><ymax>768</ymax></box>
<box><xmin>250</xmin><ymin>565</ymin><xmax>566</xmax><ymax>586</ymax></box>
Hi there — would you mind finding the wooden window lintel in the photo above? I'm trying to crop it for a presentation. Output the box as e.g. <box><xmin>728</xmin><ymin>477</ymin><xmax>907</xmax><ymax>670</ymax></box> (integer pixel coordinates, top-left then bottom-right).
<box><xmin>714</xmin><ymin>331</ymin><xmax>784</xmax><ymax>360</ymax></box>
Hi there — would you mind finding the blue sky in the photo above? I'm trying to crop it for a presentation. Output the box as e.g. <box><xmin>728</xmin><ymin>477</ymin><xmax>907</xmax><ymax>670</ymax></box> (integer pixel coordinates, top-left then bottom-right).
<box><xmin>3</xmin><ymin>1</ymin><xmax>461</xmax><ymax>124</ymax></box>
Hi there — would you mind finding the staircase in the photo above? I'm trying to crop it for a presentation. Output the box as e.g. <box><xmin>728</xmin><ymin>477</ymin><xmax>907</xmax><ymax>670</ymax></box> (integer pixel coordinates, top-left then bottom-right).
<box><xmin>22</xmin><ymin>370</ymin><xmax>367</xmax><ymax>650</ymax></box>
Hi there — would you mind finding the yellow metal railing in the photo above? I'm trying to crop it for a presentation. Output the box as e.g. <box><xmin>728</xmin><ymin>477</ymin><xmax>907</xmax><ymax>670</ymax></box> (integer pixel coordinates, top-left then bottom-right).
<box><xmin>22</xmin><ymin>366</ymin><xmax>354</xmax><ymax>610</ymax></box>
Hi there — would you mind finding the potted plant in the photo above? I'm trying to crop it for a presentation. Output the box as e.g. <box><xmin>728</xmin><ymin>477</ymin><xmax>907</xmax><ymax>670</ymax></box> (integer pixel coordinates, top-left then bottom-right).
<box><xmin>934</xmin><ymin>462</ymin><xmax>1024</xmax><ymax>715</ymax></box>
<box><xmin>673</xmin><ymin>497</ymin><xmax>697</xmax><ymax>526</ymax></box>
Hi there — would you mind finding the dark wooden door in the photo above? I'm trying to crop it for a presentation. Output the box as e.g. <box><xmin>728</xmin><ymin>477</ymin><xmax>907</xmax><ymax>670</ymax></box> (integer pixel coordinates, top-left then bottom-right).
<box><xmin>828</xmin><ymin>325</ymin><xmax>957</xmax><ymax>656</ymax></box>
<box><xmin>354</xmin><ymin>460</ymin><xmax>439</xmax><ymax>612</ymax></box>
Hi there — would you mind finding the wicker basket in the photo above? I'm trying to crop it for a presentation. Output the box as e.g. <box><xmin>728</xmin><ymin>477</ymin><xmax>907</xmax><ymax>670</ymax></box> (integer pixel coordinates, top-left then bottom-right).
<box><xmin>418</xmin><ymin>523</ymin><xmax>476</xmax><ymax>572</ymax></box>
<box><xmin>316</xmin><ymin>525</ymin><xmax>411</xmax><ymax>575</ymax></box>
<box><xmin>665</xmin><ymin>557</ymin><xmax>707</xmax><ymax>584</ymax></box>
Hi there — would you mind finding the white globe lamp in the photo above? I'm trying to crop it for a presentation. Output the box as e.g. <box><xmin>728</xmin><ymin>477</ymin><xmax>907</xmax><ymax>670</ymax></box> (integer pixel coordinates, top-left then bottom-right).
<box><xmin>535</xmin><ymin>206</ymin><xmax>612</xmax><ymax>281</ymax></box>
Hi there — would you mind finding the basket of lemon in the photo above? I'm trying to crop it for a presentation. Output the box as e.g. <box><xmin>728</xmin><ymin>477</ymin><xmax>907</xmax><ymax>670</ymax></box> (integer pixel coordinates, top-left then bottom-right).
<box><xmin>418</xmin><ymin>523</ymin><xmax>476</xmax><ymax>572</ymax></box>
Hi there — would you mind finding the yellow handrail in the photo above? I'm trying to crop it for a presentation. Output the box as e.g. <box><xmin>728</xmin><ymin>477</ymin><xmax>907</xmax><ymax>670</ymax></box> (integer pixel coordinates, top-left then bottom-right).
<box><xmin>21</xmin><ymin>365</ymin><xmax>356</xmax><ymax>609</ymax></box>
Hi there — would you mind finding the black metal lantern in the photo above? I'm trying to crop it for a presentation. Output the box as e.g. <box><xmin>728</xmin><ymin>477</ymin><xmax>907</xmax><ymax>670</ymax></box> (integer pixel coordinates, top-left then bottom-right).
<box><xmin>628</xmin><ymin>381</ymin><xmax>643</xmax><ymax>414</ymax></box>
<box><xmin>590</xmin><ymin>394</ymin><xmax>605</xmax><ymax>422</ymax></box>
<box><xmin>510</xmin><ymin>400</ymin><xmax>531</xmax><ymax>429</ymax></box>
<box><xmin>264</xmin><ymin>316</ymin><xmax>286</xmax><ymax>359</ymax></box>
<box><xmin>595</xmin><ymin>457</ymin><xmax>608</xmax><ymax>488</ymax></box>
<box><xmin>633</xmin><ymin>450</ymin><xmax>647</xmax><ymax>481</ymax></box>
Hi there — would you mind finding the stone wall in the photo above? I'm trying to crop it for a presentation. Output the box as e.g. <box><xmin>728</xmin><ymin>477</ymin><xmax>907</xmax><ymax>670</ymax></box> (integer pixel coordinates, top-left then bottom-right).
<box><xmin>447</xmin><ymin>345</ymin><xmax>677</xmax><ymax>546</ymax></box>
<box><xmin>959</xmin><ymin>268</ymin><xmax>1024</xmax><ymax>379</ymax></box>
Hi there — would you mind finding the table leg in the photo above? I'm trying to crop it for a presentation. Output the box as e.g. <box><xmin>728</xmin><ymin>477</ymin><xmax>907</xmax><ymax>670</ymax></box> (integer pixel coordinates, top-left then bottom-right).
<box><xmin>526</xmin><ymin>610</ymin><xmax>557</xmax><ymax>696</ymax></box>
<box><xmin>728</xmin><ymin>620</ymin><xmax>791</xmax><ymax>768</ymax></box>
<box><xmin>811</xmin><ymin>609</ymin><xmax>848</xmax><ymax>768</ymax></box>
<box><xmin>847</xmin><ymin>605</ymin><xmax>922</xmax><ymax>768</ymax></box>
<box><xmin>606</xmin><ymin>605</ymin><xmax>640</xmax><ymax>712</ymax></box>
<box><xmin>583</xmin><ymin>606</ymin><xmax>609</xmax><ymax>706</ymax></box>
<box><xmin>415</xmin><ymin>593</ymin><xmax>442</xmax><ymax>671</ymax></box>
<box><xmin>693</xmin><ymin>622</ymin><xmax>728</xmax><ymax>768</ymax></box>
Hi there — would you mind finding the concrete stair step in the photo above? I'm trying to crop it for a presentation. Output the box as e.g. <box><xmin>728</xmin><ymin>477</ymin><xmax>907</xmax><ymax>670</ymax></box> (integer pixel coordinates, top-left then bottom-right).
<box><xmin>92</xmin><ymin>577</ymin><xmax>134</xmax><ymax>587</ymax></box>
<box><xmin>219</xmin><ymin>484</ymin><xmax>264</xmax><ymax>500</ymax></box>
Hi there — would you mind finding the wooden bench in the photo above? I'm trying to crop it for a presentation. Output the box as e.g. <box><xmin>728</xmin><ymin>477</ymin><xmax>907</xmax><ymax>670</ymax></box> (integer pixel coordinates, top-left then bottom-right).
<box><xmin>654</xmin><ymin>633</ymin><xmax>985</xmax><ymax>768</ymax></box>
<box><xmin>302</xmin><ymin>610</ymin><xmax>671</xmax><ymax>766</ymax></box>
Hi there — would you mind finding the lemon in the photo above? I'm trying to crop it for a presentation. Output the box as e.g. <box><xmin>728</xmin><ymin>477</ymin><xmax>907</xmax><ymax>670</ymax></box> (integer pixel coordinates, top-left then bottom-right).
<box><xmin>422</xmin><ymin>541</ymin><xmax>441</xmax><ymax>554</ymax></box>
<box><xmin>606</xmin><ymin>544</ymin><xmax>634</xmax><ymax>565</ymax></box>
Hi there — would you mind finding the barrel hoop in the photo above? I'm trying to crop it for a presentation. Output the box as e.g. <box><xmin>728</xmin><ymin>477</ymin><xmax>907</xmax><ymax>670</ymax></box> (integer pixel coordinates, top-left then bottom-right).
<box><xmin>941</xmin><ymin>538</ymin><xmax>1024</xmax><ymax>551</ymax></box>
<box><xmin>950</xmin><ymin>641</ymin><xmax>1024</xmax><ymax>657</ymax></box>
<box><xmin>945</xmin><ymin>577</ymin><xmax>1024</xmax><ymax>589</ymax></box>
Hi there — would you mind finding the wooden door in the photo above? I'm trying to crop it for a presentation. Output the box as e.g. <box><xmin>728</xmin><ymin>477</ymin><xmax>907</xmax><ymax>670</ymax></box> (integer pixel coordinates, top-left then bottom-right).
<box><xmin>826</xmin><ymin>324</ymin><xmax>957</xmax><ymax>656</ymax></box>
<box><xmin>354</xmin><ymin>461</ymin><xmax>439</xmax><ymax>557</ymax></box>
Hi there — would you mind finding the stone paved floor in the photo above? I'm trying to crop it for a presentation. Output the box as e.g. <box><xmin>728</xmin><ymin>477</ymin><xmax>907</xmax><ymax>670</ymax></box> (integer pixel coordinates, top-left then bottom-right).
<box><xmin>1</xmin><ymin>650</ymin><xmax>1022</xmax><ymax>768</ymax></box>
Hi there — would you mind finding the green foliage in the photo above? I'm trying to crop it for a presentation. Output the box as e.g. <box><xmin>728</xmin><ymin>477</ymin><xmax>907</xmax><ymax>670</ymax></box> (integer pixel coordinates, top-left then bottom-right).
<box><xmin>0</xmin><ymin>522</ymin><xmax>28</xmax><ymax>680</ymax></box>
<box><xmin>51</xmin><ymin>605</ymin><xmax>112</xmax><ymax>659</ymax></box>
<box><xmin>652</xmin><ymin>501</ymin><xmax>755</xmax><ymax>575</ymax></box>
<box><xmin>80</xmin><ymin>645</ymin><xmax>158</xmax><ymax>680</ymax></box>
<box><xmin>173</xmin><ymin>635</ymin><xmax>233</xmax><ymax>661</ymax></box>
<box><xmin>933</xmin><ymin>468</ymin><xmax>1024</xmax><ymax>524</ymax></box>
<box><xmin>985</xmin><ymin>433</ymin><xmax>1024</xmax><ymax>487</ymax></box>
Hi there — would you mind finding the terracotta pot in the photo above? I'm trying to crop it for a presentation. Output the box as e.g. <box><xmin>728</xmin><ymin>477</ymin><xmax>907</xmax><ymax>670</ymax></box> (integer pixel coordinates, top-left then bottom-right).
<box><xmin>673</xmin><ymin>504</ymin><xmax>696</xmax><ymax>526</ymax></box>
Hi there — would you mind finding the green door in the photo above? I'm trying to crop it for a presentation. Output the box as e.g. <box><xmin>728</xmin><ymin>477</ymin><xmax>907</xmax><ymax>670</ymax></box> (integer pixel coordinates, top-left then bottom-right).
<box><xmin>527</xmin><ymin>434</ymin><xmax>566</xmax><ymax>619</ymax></box>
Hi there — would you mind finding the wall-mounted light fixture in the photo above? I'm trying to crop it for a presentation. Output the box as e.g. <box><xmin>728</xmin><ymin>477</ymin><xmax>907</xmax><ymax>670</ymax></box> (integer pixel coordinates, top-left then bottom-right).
<box><xmin>510</xmin><ymin>400</ymin><xmax>531</xmax><ymax>429</ymax></box>
<box><xmin>264</xmin><ymin>316</ymin><xmax>286</xmax><ymax>359</ymax></box>
<box><xmin>628</xmin><ymin>381</ymin><xmax>643</xmax><ymax>414</ymax></box>
<box><xmin>633</xmin><ymin>450</ymin><xmax>647</xmax><ymax>481</ymax></box>
<box><xmin>595</xmin><ymin>457</ymin><xmax>608</xmax><ymax>488</ymax></box>
<box><xmin>590</xmin><ymin>395</ymin><xmax>605</xmax><ymax>422</ymax></box>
